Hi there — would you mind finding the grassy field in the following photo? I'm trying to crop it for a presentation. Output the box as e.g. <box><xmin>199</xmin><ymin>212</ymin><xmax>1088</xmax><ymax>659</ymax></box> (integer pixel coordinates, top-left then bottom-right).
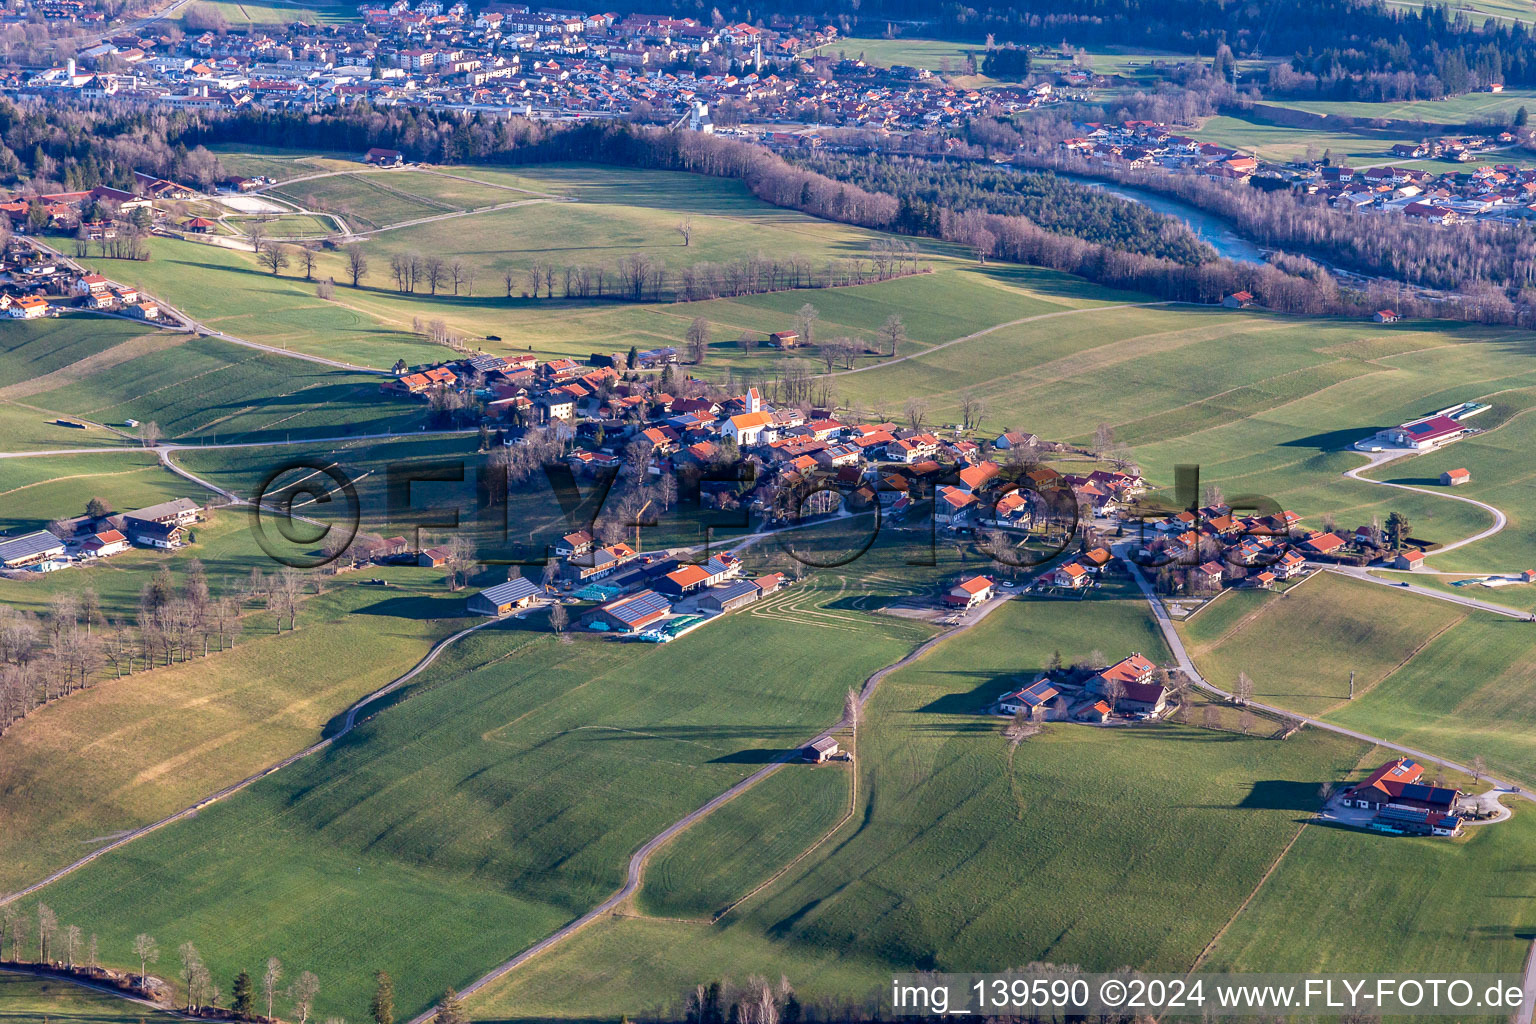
<box><xmin>0</xmin><ymin>973</ymin><xmax>180</xmax><ymax>1024</ymax></box>
<box><xmin>636</xmin><ymin>763</ymin><xmax>850</xmax><ymax>921</ymax></box>
<box><xmin>1270</xmin><ymin>87</ymin><xmax>1536</xmax><ymax>124</ymax></box>
<box><xmin>1184</xmin><ymin>570</ymin><xmax>1536</xmax><ymax>787</ymax></box>
<box><xmin>0</xmin><ymin>307</ymin><xmax>431</xmax><ymax>447</ymax></box>
<box><xmin>19</xmin><ymin>552</ymin><xmax>937</xmax><ymax>1021</ymax></box>
<box><xmin>0</xmin><ymin>562</ymin><xmax>470</xmax><ymax>895</ymax></box>
<box><xmin>1192</xmin><ymin>113</ymin><xmax>1488</xmax><ymax>167</ymax></box>
<box><xmin>472</xmin><ymin>594</ymin><xmax>1376</xmax><ymax>1019</ymax></box>
<box><xmin>118</xmin><ymin>159</ymin><xmax>1071</xmax><ymax>371</ymax></box>
<box><xmin>1385</xmin><ymin>0</ymin><xmax>1536</xmax><ymax>23</ymax></box>
<box><xmin>1327</xmin><ymin>610</ymin><xmax>1536</xmax><ymax>788</ymax></box>
<box><xmin>1362</xmin><ymin>403</ymin><xmax>1536</xmax><ymax>572</ymax></box>
<box><xmin>0</xmin><ymin>450</ymin><xmax>195</xmax><ymax>533</ymax></box>
<box><xmin>1179</xmin><ymin>571</ymin><xmax>1468</xmax><ymax>716</ymax></box>
<box><xmin>180</xmin><ymin>0</ymin><xmax>357</xmax><ymax>26</ymax></box>
<box><xmin>1209</xmin><ymin>789</ymin><xmax>1536</xmax><ymax>973</ymax></box>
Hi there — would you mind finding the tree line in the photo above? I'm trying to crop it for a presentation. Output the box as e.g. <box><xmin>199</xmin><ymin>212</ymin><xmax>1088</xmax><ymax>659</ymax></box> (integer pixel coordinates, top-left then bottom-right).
<box><xmin>0</xmin><ymin>542</ymin><xmax>312</xmax><ymax>737</ymax></box>
<box><xmin>796</xmin><ymin>151</ymin><xmax>1216</xmax><ymax>265</ymax></box>
<box><xmin>16</xmin><ymin>103</ymin><xmax>1533</xmax><ymax>325</ymax></box>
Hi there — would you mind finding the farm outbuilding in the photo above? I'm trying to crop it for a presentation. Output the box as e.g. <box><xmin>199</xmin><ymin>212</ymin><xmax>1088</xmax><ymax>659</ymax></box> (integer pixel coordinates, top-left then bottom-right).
<box><xmin>466</xmin><ymin>577</ymin><xmax>541</xmax><ymax>616</ymax></box>
<box><xmin>805</xmin><ymin>736</ymin><xmax>840</xmax><ymax>762</ymax></box>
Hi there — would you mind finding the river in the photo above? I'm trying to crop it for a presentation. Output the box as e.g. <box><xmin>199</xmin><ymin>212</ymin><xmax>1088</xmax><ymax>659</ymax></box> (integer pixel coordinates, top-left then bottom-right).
<box><xmin>1062</xmin><ymin>175</ymin><xmax>1269</xmax><ymax>265</ymax></box>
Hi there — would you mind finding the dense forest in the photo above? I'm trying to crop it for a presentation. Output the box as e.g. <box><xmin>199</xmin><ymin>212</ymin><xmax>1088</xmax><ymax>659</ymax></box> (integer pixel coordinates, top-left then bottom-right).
<box><xmin>1011</xmin><ymin>143</ymin><xmax>1536</xmax><ymax>300</ymax></box>
<box><xmin>792</xmin><ymin>152</ymin><xmax>1216</xmax><ymax>265</ymax></box>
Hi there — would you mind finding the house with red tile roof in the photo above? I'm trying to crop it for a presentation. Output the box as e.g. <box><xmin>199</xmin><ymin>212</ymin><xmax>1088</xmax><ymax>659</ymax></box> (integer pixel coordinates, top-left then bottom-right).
<box><xmin>944</xmin><ymin>574</ymin><xmax>994</xmax><ymax>609</ymax></box>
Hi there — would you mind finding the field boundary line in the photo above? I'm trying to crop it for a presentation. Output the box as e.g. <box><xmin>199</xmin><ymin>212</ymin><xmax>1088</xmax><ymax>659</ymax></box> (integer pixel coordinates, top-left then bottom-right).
<box><xmin>1185</xmin><ymin>819</ymin><xmax>1310</xmax><ymax>975</ymax></box>
<box><xmin>424</xmin><ymin>598</ymin><xmax>1012</xmax><ymax>1024</ymax></box>
<box><xmin>1313</xmin><ymin>610</ymin><xmax>1466</xmax><ymax>716</ymax></box>
<box><xmin>1125</xmin><ymin>546</ymin><xmax>1536</xmax><ymax>810</ymax></box>
<box><xmin>710</xmin><ymin>748</ymin><xmax>859</xmax><ymax>923</ymax></box>
<box><xmin>820</xmin><ymin>300</ymin><xmax>1181</xmax><ymax>378</ymax></box>
<box><xmin>0</xmin><ymin>616</ymin><xmax>503</xmax><ymax>909</ymax></box>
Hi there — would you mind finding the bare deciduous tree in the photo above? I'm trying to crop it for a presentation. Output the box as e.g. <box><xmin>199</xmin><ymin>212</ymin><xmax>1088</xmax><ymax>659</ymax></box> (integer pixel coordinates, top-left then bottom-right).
<box><xmin>290</xmin><ymin>971</ymin><xmax>320</xmax><ymax>1024</ymax></box>
<box><xmin>263</xmin><ymin>958</ymin><xmax>283</xmax><ymax>1020</ymax></box>
<box><xmin>345</xmin><ymin>245</ymin><xmax>369</xmax><ymax>287</ymax></box>
<box><xmin>133</xmin><ymin>933</ymin><xmax>160</xmax><ymax>987</ymax></box>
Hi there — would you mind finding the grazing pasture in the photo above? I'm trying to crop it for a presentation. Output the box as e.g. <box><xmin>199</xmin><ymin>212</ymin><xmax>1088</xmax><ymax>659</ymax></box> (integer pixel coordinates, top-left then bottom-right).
<box><xmin>1179</xmin><ymin>571</ymin><xmax>1467</xmax><ymax>716</ymax></box>
<box><xmin>18</xmin><ymin>330</ymin><xmax>428</xmax><ymax>444</ymax></box>
<box><xmin>472</xmin><ymin>595</ymin><xmax>1370</xmax><ymax>1020</ymax></box>
<box><xmin>1209</xmin><ymin>789</ymin><xmax>1536</xmax><ymax>974</ymax></box>
<box><xmin>0</xmin><ymin>450</ymin><xmax>195</xmax><ymax>534</ymax></box>
<box><xmin>0</xmin><ymin>562</ymin><xmax>467</xmax><ymax>895</ymax></box>
<box><xmin>21</xmin><ymin>565</ymin><xmax>933</xmax><ymax>1021</ymax></box>
<box><xmin>0</xmin><ymin>973</ymin><xmax>181</xmax><ymax>1024</ymax></box>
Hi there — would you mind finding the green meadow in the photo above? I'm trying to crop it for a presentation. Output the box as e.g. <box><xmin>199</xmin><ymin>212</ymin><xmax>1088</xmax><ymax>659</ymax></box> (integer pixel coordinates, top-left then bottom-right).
<box><xmin>0</xmin><ymin>973</ymin><xmax>181</xmax><ymax>1024</ymax></box>
<box><xmin>0</xmin><ymin>553</ymin><xmax>470</xmax><ymax>895</ymax></box>
<box><xmin>1269</xmin><ymin>86</ymin><xmax>1536</xmax><ymax>124</ymax></box>
<box><xmin>472</xmin><ymin>595</ymin><xmax>1375</xmax><ymax>1019</ymax></box>
<box><xmin>19</xmin><ymin>555</ymin><xmax>936</xmax><ymax>1021</ymax></box>
<box><xmin>0</xmin><ymin>450</ymin><xmax>195</xmax><ymax>533</ymax></box>
<box><xmin>1208</xmin><ymin>794</ymin><xmax>1536</xmax><ymax>973</ymax></box>
<box><xmin>1184</xmin><ymin>571</ymin><xmax>1536</xmax><ymax>787</ymax></box>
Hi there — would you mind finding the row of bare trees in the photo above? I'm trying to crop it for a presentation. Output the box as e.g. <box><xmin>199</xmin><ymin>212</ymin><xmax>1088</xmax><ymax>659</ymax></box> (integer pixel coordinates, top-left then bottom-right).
<box><xmin>0</xmin><ymin>559</ymin><xmax>313</xmax><ymax>737</ymax></box>
<box><xmin>4</xmin><ymin>909</ymin><xmax>326</xmax><ymax>1024</ymax></box>
<box><xmin>387</xmin><ymin>251</ymin><xmax>477</xmax><ymax>296</ymax></box>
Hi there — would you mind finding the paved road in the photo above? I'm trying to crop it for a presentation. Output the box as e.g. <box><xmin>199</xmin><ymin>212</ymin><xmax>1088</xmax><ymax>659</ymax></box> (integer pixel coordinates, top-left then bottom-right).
<box><xmin>0</xmin><ymin>615</ymin><xmax>505</xmax><ymax>910</ymax></box>
<box><xmin>1121</xmin><ymin>550</ymin><xmax>1533</xmax><ymax>807</ymax></box>
<box><xmin>0</xmin><ymin>965</ymin><xmax>193</xmax><ymax>1019</ymax></box>
<box><xmin>1320</xmin><ymin>564</ymin><xmax>1533</xmax><ymax>619</ymax></box>
<box><xmin>399</xmin><ymin>592</ymin><xmax>1018</xmax><ymax>1024</ymax></box>
<box><xmin>1344</xmin><ymin>447</ymin><xmax>1508</xmax><ymax>559</ymax></box>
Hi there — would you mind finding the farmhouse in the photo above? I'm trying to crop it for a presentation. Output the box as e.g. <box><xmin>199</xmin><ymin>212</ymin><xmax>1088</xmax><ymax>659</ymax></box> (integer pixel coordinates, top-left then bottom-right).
<box><xmin>1086</xmin><ymin>653</ymin><xmax>1168</xmax><ymax>714</ymax></box>
<box><xmin>993</xmin><ymin>430</ymin><xmax>1039</xmax><ymax>450</ymax></box>
<box><xmin>767</xmin><ymin>330</ymin><xmax>799</xmax><ymax>349</ymax></box>
<box><xmin>1393</xmin><ymin>549</ymin><xmax>1426</xmax><ymax>570</ymax></box>
<box><xmin>10</xmin><ymin>295</ymin><xmax>49</xmax><ymax>319</ymax></box>
<box><xmin>1343</xmin><ymin>758</ymin><xmax>1462</xmax><ymax>832</ymax></box>
<box><xmin>1440</xmin><ymin>468</ymin><xmax>1470</xmax><ymax>486</ymax></box>
<box><xmin>466</xmin><ymin>576</ymin><xmax>541</xmax><ymax>615</ymax></box>
<box><xmin>131</xmin><ymin>519</ymin><xmax>186</xmax><ymax>549</ymax></box>
<box><xmin>588</xmin><ymin>588</ymin><xmax>671</xmax><ymax>632</ymax></box>
<box><xmin>1373</xmin><ymin>309</ymin><xmax>1400</xmax><ymax>323</ymax></box>
<box><xmin>364</xmin><ymin>147</ymin><xmax>405</xmax><ymax>166</ymax></box>
<box><xmin>0</xmin><ymin>530</ymin><xmax>67</xmax><ymax>569</ymax></box>
<box><xmin>553</xmin><ymin>530</ymin><xmax>593</xmax><ymax>557</ymax></box>
<box><xmin>944</xmin><ymin>575</ymin><xmax>994</xmax><ymax>609</ymax></box>
<box><xmin>997</xmin><ymin>677</ymin><xmax>1059</xmax><ymax>716</ymax></box>
<box><xmin>1222</xmin><ymin>290</ymin><xmax>1253</xmax><ymax>308</ymax></box>
<box><xmin>934</xmin><ymin>486</ymin><xmax>978</xmax><ymax>525</ymax></box>
<box><xmin>81</xmin><ymin>528</ymin><xmax>129</xmax><ymax>557</ymax></box>
<box><xmin>127</xmin><ymin>497</ymin><xmax>200</xmax><ymax>526</ymax></box>
<box><xmin>1047</xmin><ymin>561</ymin><xmax>1090</xmax><ymax>589</ymax></box>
